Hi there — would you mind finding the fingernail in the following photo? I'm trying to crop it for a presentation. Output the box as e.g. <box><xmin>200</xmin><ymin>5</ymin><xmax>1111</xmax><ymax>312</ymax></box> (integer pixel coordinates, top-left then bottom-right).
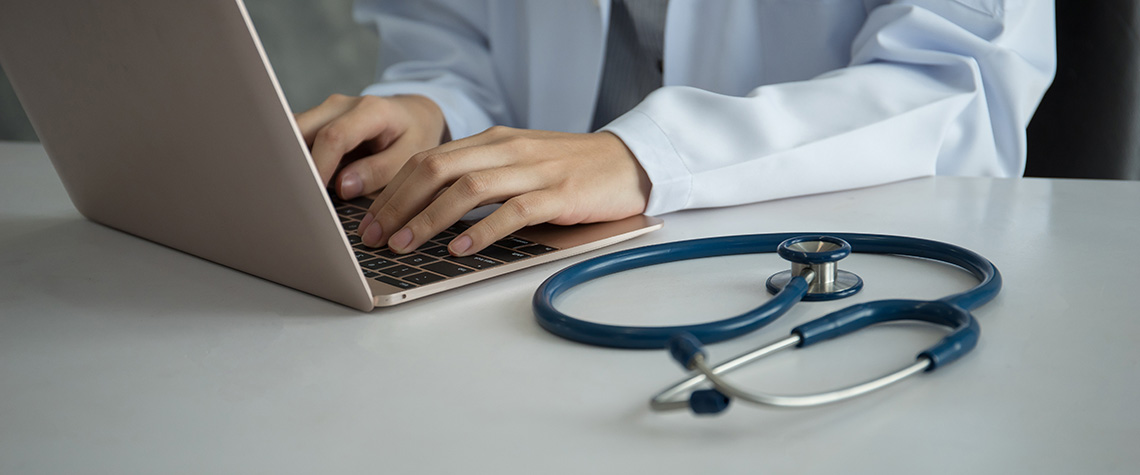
<box><xmin>450</xmin><ymin>235</ymin><xmax>472</xmax><ymax>256</ymax></box>
<box><xmin>361</xmin><ymin>221</ymin><xmax>383</xmax><ymax>247</ymax></box>
<box><xmin>340</xmin><ymin>172</ymin><xmax>363</xmax><ymax>199</ymax></box>
<box><xmin>389</xmin><ymin>228</ymin><xmax>414</xmax><ymax>252</ymax></box>
<box><xmin>358</xmin><ymin>212</ymin><xmax>374</xmax><ymax>236</ymax></box>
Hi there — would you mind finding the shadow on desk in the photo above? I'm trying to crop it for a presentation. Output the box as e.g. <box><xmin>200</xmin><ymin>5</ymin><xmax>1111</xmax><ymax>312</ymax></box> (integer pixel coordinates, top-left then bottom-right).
<box><xmin>0</xmin><ymin>216</ymin><xmax>360</xmax><ymax>318</ymax></box>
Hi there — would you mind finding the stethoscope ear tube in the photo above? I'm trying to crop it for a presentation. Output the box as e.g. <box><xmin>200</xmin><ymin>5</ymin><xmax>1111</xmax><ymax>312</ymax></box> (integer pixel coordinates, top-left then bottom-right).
<box><xmin>793</xmin><ymin>300</ymin><xmax>980</xmax><ymax>371</ymax></box>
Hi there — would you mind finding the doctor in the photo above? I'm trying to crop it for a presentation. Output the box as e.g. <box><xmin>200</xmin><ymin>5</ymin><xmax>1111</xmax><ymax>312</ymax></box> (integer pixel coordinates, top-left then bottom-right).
<box><xmin>295</xmin><ymin>0</ymin><xmax>1055</xmax><ymax>257</ymax></box>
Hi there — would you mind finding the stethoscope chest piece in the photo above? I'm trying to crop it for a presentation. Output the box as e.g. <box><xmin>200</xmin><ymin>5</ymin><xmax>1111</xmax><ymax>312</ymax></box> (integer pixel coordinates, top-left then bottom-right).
<box><xmin>766</xmin><ymin>235</ymin><xmax>863</xmax><ymax>301</ymax></box>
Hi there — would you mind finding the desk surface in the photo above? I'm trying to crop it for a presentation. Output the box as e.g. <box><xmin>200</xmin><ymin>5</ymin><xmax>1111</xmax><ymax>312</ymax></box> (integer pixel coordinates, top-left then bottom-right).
<box><xmin>2</xmin><ymin>140</ymin><xmax>1139</xmax><ymax>474</ymax></box>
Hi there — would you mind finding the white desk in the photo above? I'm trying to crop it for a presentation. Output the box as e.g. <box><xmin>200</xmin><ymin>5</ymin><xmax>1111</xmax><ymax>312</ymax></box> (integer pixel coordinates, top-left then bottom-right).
<box><xmin>2</xmin><ymin>140</ymin><xmax>1138</xmax><ymax>474</ymax></box>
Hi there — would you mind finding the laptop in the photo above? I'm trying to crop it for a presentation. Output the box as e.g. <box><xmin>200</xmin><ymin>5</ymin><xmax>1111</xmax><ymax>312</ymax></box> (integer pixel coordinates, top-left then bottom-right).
<box><xmin>0</xmin><ymin>0</ymin><xmax>662</xmax><ymax>310</ymax></box>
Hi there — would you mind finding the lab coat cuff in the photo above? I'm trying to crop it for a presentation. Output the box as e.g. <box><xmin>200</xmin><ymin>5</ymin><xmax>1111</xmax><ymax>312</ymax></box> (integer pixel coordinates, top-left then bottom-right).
<box><xmin>360</xmin><ymin>82</ymin><xmax>495</xmax><ymax>141</ymax></box>
<box><xmin>602</xmin><ymin>110</ymin><xmax>692</xmax><ymax>216</ymax></box>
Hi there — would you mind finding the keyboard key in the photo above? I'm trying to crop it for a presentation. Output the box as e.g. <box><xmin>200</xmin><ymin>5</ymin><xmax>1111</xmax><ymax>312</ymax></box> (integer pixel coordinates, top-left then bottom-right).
<box><xmin>446</xmin><ymin>223</ymin><xmax>470</xmax><ymax>234</ymax></box>
<box><xmin>375</xmin><ymin>274</ymin><xmax>416</xmax><ymax>289</ymax></box>
<box><xmin>430</xmin><ymin>240</ymin><xmax>455</xmax><ymax>250</ymax></box>
<box><xmin>371</xmin><ymin>248</ymin><xmax>401</xmax><ymax>259</ymax></box>
<box><xmin>517</xmin><ymin>244</ymin><xmax>557</xmax><ymax>255</ymax></box>
<box><xmin>348</xmin><ymin>246</ymin><xmax>380</xmax><ymax>257</ymax></box>
<box><xmin>354</xmin><ymin>250</ymin><xmax>374</xmax><ymax>261</ymax></box>
<box><xmin>342</xmin><ymin>221</ymin><xmax>359</xmax><ymax>232</ymax></box>
<box><xmin>421</xmin><ymin>246</ymin><xmax>452</xmax><ymax>258</ymax></box>
<box><xmin>422</xmin><ymin>261</ymin><xmax>475</xmax><ymax>277</ymax></box>
<box><xmin>347</xmin><ymin>197</ymin><xmax>373</xmax><ymax>209</ymax></box>
<box><xmin>360</xmin><ymin>257</ymin><xmax>396</xmax><ymax>271</ymax></box>
<box><xmin>446</xmin><ymin>255</ymin><xmax>501</xmax><ymax>270</ymax></box>
<box><xmin>363</xmin><ymin>270</ymin><xmax>379</xmax><ymax>279</ymax></box>
<box><xmin>431</xmin><ymin>231</ymin><xmax>455</xmax><ymax>242</ymax></box>
<box><xmin>404</xmin><ymin>272</ymin><xmax>445</xmax><ymax>285</ymax></box>
<box><xmin>347</xmin><ymin>234</ymin><xmax>362</xmax><ymax>245</ymax></box>
<box><xmin>380</xmin><ymin>265</ymin><xmax>418</xmax><ymax>278</ymax></box>
<box><xmin>398</xmin><ymin>254</ymin><xmax>438</xmax><ymax>266</ymax></box>
<box><xmin>335</xmin><ymin>204</ymin><xmax>365</xmax><ymax>215</ymax></box>
<box><xmin>495</xmin><ymin>236</ymin><xmax>534</xmax><ymax>249</ymax></box>
<box><xmin>478</xmin><ymin>245</ymin><xmax>530</xmax><ymax>263</ymax></box>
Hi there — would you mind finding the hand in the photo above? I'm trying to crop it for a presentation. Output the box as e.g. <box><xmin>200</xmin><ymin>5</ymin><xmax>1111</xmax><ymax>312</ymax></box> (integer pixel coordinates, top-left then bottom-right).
<box><xmin>357</xmin><ymin>127</ymin><xmax>652</xmax><ymax>256</ymax></box>
<box><xmin>295</xmin><ymin>94</ymin><xmax>448</xmax><ymax>199</ymax></box>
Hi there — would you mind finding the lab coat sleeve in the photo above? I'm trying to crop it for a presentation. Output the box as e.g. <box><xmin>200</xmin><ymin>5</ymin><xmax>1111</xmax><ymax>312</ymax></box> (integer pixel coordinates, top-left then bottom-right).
<box><xmin>353</xmin><ymin>0</ymin><xmax>508</xmax><ymax>141</ymax></box>
<box><xmin>604</xmin><ymin>0</ymin><xmax>1056</xmax><ymax>216</ymax></box>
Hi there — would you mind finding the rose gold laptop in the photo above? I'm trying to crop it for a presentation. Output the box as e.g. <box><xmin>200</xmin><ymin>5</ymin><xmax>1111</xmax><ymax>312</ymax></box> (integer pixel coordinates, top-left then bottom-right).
<box><xmin>0</xmin><ymin>0</ymin><xmax>662</xmax><ymax>310</ymax></box>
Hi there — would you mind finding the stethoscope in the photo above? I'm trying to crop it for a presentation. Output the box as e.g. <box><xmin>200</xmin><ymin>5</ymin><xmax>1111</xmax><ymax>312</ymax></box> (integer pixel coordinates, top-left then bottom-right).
<box><xmin>532</xmin><ymin>233</ymin><xmax>1001</xmax><ymax>415</ymax></box>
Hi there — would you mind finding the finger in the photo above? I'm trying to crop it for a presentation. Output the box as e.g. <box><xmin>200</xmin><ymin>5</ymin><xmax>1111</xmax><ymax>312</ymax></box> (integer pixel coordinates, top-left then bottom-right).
<box><xmin>310</xmin><ymin>98</ymin><xmax>402</xmax><ymax>187</ymax></box>
<box><xmin>334</xmin><ymin>128</ymin><xmax>435</xmax><ymax>200</ymax></box>
<box><xmin>360</xmin><ymin>143</ymin><xmax>516</xmax><ymax>248</ymax></box>
<box><xmin>294</xmin><ymin>94</ymin><xmax>355</xmax><ymax>146</ymax></box>
<box><xmin>449</xmin><ymin>190</ymin><xmax>563</xmax><ymax>256</ymax></box>
<box><xmin>356</xmin><ymin>150</ymin><xmax>430</xmax><ymax>247</ymax></box>
<box><xmin>368</xmin><ymin>125</ymin><xmax>514</xmax><ymax>205</ymax></box>
<box><xmin>384</xmin><ymin>166</ymin><xmax>548</xmax><ymax>253</ymax></box>
<box><xmin>334</xmin><ymin>149</ymin><xmax>402</xmax><ymax>201</ymax></box>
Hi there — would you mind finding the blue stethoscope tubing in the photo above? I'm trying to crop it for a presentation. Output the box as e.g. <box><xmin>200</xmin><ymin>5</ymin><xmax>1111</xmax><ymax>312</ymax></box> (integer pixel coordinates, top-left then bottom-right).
<box><xmin>532</xmin><ymin>232</ymin><xmax>1001</xmax><ymax>412</ymax></box>
<box><xmin>534</xmin><ymin>232</ymin><xmax>1000</xmax><ymax>350</ymax></box>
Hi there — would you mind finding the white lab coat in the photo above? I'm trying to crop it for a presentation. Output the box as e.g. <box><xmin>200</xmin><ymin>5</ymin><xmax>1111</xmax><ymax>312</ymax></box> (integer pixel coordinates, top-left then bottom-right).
<box><xmin>353</xmin><ymin>0</ymin><xmax>1055</xmax><ymax>216</ymax></box>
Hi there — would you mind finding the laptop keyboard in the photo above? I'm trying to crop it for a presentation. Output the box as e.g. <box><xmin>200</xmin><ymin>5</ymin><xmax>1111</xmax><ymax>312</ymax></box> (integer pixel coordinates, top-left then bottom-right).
<box><xmin>333</xmin><ymin>196</ymin><xmax>558</xmax><ymax>289</ymax></box>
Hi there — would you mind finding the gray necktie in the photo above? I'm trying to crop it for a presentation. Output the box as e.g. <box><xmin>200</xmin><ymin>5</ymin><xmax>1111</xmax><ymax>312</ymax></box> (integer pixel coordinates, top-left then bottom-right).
<box><xmin>591</xmin><ymin>0</ymin><xmax>669</xmax><ymax>131</ymax></box>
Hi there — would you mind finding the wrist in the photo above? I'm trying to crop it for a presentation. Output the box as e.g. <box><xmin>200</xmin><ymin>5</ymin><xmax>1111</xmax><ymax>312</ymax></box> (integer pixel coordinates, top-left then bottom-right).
<box><xmin>597</xmin><ymin>131</ymin><xmax>652</xmax><ymax>214</ymax></box>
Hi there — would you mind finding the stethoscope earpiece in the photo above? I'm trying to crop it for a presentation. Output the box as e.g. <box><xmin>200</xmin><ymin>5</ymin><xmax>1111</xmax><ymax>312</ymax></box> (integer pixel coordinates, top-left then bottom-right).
<box><xmin>688</xmin><ymin>388</ymin><xmax>731</xmax><ymax>415</ymax></box>
<box><xmin>669</xmin><ymin>333</ymin><xmax>733</xmax><ymax>415</ymax></box>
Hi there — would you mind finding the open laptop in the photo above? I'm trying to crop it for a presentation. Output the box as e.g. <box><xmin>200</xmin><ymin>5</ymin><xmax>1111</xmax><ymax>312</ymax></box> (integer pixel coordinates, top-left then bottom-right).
<box><xmin>0</xmin><ymin>0</ymin><xmax>662</xmax><ymax>310</ymax></box>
